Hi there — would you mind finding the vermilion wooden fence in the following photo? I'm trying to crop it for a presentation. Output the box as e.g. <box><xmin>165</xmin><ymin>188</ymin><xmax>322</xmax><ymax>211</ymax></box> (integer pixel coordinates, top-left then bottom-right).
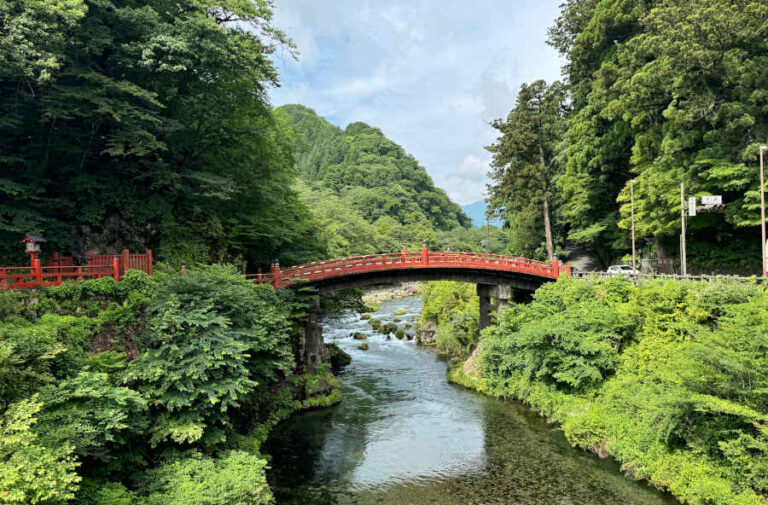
<box><xmin>1</xmin><ymin>250</ymin><xmax>152</xmax><ymax>291</ymax></box>
<box><xmin>246</xmin><ymin>249</ymin><xmax>568</xmax><ymax>289</ymax></box>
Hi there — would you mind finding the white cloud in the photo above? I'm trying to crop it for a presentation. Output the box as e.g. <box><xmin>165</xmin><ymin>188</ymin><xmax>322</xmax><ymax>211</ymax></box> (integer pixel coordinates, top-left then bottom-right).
<box><xmin>269</xmin><ymin>0</ymin><xmax>564</xmax><ymax>205</ymax></box>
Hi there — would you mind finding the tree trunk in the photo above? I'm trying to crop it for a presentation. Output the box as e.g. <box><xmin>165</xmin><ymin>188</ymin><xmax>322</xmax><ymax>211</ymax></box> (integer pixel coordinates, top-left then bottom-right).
<box><xmin>539</xmin><ymin>144</ymin><xmax>555</xmax><ymax>261</ymax></box>
<box><xmin>543</xmin><ymin>197</ymin><xmax>554</xmax><ymax>261</ymax></box>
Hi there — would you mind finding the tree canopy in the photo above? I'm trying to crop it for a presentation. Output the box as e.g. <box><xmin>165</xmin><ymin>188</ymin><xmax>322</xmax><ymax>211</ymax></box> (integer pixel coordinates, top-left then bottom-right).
<box><xmin>0</xmin><ymin>0</ymin><xmax>323</xmax><ymax>269</ymax></box>
<box><xmin>489</xmin><ymin>0</ymin><xmax>768</xmax><ymax>272</ymax></box>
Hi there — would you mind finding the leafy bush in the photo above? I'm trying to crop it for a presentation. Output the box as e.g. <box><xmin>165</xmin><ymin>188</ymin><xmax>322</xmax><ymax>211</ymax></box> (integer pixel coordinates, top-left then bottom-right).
<box><xmin>0</xmin><ymin>398</ymin><xmax>80</xmax><ymax>505</ymax></box>
<box><xmin>125</xmin><ymin>266</ymin><xmax>295</xmax><ymax>447</ymax></box>
<box><xmin>477</xmin><ymin>277</ymin><xmax>768</xmax><ymax>505</ymax></box>
<box><xmin>140</xmin><ymin>451</ymin><xmax>273</xmax><ymax>505</ymax></box>
<box><xmin>36</xmin><ymin>372</ymin><xmax>147</xmax><ymax>462</ymax></box>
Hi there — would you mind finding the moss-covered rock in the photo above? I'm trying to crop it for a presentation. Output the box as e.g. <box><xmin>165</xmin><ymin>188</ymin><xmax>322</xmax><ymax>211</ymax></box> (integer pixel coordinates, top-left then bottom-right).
<box><xmin>382</xmin><ymin>322</ymin><xmax>398</xmax><ymax>334</ymax></box>
<box><xmin>326</xmin><ymin>343</ymin><xmax>351</xmax><ymax>372</ymax></box>
<box><xmin>358</xmin><ymin>343</ymin><xmax>369</xmax><ymax>350</ymax></box>
<box><xmin>395</xmin><ymin>329</ymin><xmax>405</xmax><ymax>340</ymax></box>
<box><xmin>368</xmin><ymin>319</ymin><xmax>381</xmax><ymax>330</ymax></box>
<box><xmin>394</xmin><ymin>308</ymin><xmax>407</xmax><ymax>315</ymax></box>
<box><xmin>353</xmin><ymin>332</ymin><xmax>366</xmax><ymax>340</ymax></box>
<box><xmin>360</xmin><ymin>314</ymin><xmax>372</xmax><ymax>320</ymax></box>
<box><xmin>393</xmin><ymin>317</ymin><xmax>402</xmax><ymax>322</ymax></box>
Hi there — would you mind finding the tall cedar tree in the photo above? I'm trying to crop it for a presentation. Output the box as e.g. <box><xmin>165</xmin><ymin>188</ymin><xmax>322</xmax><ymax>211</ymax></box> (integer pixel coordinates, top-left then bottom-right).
<box><xmin>487</xmin><ymin>80</ymin><xmax>567</xmax><ymax>261</ymax></box>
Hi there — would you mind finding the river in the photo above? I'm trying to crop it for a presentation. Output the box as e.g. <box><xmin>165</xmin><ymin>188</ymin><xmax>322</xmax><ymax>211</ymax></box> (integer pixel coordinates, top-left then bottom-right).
<box><xmin>265</xmin><ymin>296</ymin><xmax>678</xmax><ymax>505</ymax></box>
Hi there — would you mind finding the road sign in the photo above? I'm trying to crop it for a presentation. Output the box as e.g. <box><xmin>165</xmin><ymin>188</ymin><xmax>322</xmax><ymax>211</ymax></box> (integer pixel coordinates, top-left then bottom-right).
<box><xmin>701</xmin><ymin>195</ymin><xmax>722</xmax><ymax>205</ymax></box>
<box><xmin>688</xmin><ymin>197</ymin><xmax>697</xmax><ymax>216</ymax></box>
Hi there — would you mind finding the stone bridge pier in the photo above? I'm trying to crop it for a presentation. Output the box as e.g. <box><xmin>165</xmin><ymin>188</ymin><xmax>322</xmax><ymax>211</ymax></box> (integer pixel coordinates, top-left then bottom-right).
<box><xmin>477</xmin><ymin>283</ymin><xmax>532</xmax><ymax>331</ymax></box>
<box><xmin>299</xmin><ymin>295</ymin><xmax>329</xmax><ymax>374</ymax></box>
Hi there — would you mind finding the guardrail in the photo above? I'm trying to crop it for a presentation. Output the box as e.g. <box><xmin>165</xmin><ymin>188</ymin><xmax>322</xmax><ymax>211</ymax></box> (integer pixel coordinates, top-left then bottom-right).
<box><xmin>572</xmin><ymin>271</ymin><xmax>765</xmax><ymax>283</ymax></box>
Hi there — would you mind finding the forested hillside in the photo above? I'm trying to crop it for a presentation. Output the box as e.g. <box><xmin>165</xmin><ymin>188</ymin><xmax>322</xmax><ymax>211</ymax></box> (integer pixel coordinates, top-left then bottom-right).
<box><xmin>274</xmin><ymin>105</ymin><xmax>501</xmax><ymax>257</ymax></box>
<box><xmin>0</xmin><ymin>0</ymin><xmax>324</xmax><ymax>269</ymax></box>
<box><xmin>488</xmin><ymin>0</ymin><xmax>768</xmax><ymax>272</ymax></box>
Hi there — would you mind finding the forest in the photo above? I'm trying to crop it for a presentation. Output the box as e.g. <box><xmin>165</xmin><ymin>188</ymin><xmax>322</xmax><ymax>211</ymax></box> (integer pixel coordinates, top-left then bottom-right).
<box><xmin>487</xmin><ymin>0</ymin><xmax>768</xmax><ymax>272</ymax></box>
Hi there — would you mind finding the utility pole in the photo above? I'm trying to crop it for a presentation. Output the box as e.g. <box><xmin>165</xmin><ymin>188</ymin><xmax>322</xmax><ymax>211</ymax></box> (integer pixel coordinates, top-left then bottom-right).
<box><xmin>680</xmin><ymin>183</ymin><xmax>687</xmax><ymax>276</ymax></box>
<box><xmin>630</xmin><ymin>179</ymin><xmax>636</xmax><ymax>272</ymax></box>
<box><xmin>760</xmin><ymin>145</ymin><xmax>767</xmax><ymax>276</ymax></box>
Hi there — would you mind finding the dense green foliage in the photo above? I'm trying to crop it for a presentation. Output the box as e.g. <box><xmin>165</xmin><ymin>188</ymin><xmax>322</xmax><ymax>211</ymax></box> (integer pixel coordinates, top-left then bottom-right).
<box><xmin>0</xmin><ymin>268</ymin><xmax>337</xmax><ymax>504</ymax></box>
<box><xmin>419</xmin><ymin>282</ymin><xmax>479</xmax><ymax>356</ymax></box>
<box><xmin>0</xmin><ymin>0</ymin><xmax>325</xmax><ymax>268</ymax></box>
<box><xmin>489</xmin><ymin>1</ymin><xmax>768</xmax><ymax>272</ymax></box>
<box><xmin>464</xmin><ymin>277</ymin><xmax>768</xmax><ymax>505</ymax></box>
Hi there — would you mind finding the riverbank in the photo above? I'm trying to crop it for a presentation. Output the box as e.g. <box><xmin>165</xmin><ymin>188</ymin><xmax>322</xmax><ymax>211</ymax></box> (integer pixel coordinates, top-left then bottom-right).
<box><xmin>361</xmin><ymin>282</ymin><xmax>421</xmax><ymax>311</ymax></box>
<box><xmin>447</xmin><ymin>276</ymin><xmax>768</xmax><ymax>505</ymax></box>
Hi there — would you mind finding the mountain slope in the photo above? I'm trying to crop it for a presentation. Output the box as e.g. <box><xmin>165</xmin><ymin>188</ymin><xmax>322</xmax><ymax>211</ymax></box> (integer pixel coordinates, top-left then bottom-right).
<box><xmin>276</xmin><ymin>105</ymin><xmax>471</xmax><ymax>233</ymax></box>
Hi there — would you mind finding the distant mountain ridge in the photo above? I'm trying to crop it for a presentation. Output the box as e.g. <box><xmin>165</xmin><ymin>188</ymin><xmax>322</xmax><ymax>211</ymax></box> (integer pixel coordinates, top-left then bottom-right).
<box><xmin>462</xmin><ymin>200</ymin><xmax>502</xmax><ymax>228</ymax></box>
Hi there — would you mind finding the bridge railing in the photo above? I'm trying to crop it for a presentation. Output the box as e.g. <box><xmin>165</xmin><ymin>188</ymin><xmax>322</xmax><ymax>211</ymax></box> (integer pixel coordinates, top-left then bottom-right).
<box><xmin>246</xmin><ymin>250</ymin><xmax>563</xmax><ymax>288</ymax></box>
<box><xmin>1</xmin><ymin>250</ymin><xmax>153</xmax><ymax>291</ymax></box>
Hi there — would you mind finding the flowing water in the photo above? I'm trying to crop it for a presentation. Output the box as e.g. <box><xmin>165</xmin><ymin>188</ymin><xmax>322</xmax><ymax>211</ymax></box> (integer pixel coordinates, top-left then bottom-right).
<box><xmin>265</xmin><ymin>296</ymin><xmax>678</xmax><ymax>505</ymax></box>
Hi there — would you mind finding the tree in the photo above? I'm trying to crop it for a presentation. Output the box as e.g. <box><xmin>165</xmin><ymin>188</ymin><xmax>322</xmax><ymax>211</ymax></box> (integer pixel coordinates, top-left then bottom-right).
<box><xmin>0</xmin><ymin>0</ymin><xmax>322</xmax><ymax>269</ymax></box>
<box><xmin>487</xmin><ymin>80</ymin><xmax>568</xmax><ymax>261</ymax></box>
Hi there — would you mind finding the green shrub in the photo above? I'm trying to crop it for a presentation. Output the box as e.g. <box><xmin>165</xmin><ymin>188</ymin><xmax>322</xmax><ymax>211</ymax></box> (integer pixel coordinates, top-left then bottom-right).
<box><xmin>141</xmin><ymin>451</ymin><xmax>272</xmax><ymax>505</ymax></box>
<box><xmin>477</xmin><ymin>277</ymin><xmax>768</xmax><ymax>505</ymax></box>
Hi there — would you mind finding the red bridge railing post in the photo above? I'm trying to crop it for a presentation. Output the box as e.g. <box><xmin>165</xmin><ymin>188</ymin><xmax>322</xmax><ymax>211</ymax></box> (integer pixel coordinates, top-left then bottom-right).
<box><xmin>270</xmin><ymin>260</ymin><xmax>281</xmax><ymax>289</ymax></box>
<box><xmin>146</xmin><ymin>250</ymin><xmax>153</xmax><ymax>276</ymax></box>
<box><xmin>34</xmin><ymin>258</ymin><xmax>43</xmax><ymax>286</ymax></box>
<box><xmin>112</xmin><ymin>257</ymin><xmax>121</xmax><ymax>282</ymax></box>
<box><xmin>421</xmin><ymin>246</ymin><xmax>429</xmax><ymax>264</ymax></box>
<box><xmin>552</xmin><ymin>260</ymin><xmax>560</xmax><ymax>278</ymax></box>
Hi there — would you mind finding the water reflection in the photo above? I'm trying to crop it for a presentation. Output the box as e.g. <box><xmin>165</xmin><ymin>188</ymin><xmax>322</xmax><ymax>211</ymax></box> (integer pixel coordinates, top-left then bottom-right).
<box><xmin>265</xmin><ymin>296</ymin><xmax>678</xmax><ymax>505</ymax></box>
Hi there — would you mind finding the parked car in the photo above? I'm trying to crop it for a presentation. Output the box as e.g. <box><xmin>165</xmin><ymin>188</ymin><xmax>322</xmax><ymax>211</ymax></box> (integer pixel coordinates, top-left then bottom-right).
<box><xmin>607</xmin><ymin>264</ymin><xmax>639</xmax><ymax>276</ymax></box>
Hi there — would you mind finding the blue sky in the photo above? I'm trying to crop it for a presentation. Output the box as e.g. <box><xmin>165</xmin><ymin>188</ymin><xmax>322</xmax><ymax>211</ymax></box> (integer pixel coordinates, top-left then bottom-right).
<box><xmin>269</xmin><ymin>0</ymin><xmax>564</xmax><ymax>205</ymax></box>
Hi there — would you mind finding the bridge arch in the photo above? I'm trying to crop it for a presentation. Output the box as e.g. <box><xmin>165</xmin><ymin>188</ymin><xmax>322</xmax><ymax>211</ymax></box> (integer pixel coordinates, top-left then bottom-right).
<box><xmin>248</xmin><ymin>249</ymin><xmax>569</xmax><ymax>372</ymax></box>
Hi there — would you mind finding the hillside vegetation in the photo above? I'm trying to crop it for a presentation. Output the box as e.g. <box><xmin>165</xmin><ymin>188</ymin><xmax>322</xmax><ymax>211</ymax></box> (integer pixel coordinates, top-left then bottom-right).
<box><xmin>488</xmin><ymin>0</ymin><xmax>768</xmax><ymax>272</ymax></box>
<box><xmin>276</xmin><ymin>105</ymin><xmax>507</xmax><ymax>257</ymax></box>
<box><xmin>450</xmin><ymin>277</ymin><xmax>768</xmax><ymax>505</ymax></box>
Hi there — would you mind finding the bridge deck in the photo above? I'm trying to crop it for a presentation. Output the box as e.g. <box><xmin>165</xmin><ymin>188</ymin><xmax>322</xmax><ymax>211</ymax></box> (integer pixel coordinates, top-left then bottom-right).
<box><xmin>246</xmin><ymin>250</ymin><xmax>567</xmax><ymax>289</ymax></box>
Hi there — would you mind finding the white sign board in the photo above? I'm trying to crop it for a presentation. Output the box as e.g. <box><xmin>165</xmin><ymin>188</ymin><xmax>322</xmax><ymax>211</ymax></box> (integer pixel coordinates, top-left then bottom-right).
<box><xmin>688</xmin><ymin>197</ymin><xmax>697</xmax><ymax>216</ymax></box>
<box><xmin>701</xmin><ymin>195</ymin><xmax>722</xmax><ymax>205</ymax></box>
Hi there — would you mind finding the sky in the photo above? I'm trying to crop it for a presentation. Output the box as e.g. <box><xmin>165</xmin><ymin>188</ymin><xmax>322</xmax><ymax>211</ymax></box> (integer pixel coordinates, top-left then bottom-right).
<box><xmin>268</xmin><ymin>0</ymin><xmax>565</xmax><ymax>206</ymax></box>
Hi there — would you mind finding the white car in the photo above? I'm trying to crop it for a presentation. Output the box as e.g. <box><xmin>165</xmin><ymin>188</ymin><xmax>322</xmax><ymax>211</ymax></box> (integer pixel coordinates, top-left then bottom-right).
<box><xmin>607</xmin><ymin>264</ymin><xmax>639</xmax><ymax>276</ymax></box>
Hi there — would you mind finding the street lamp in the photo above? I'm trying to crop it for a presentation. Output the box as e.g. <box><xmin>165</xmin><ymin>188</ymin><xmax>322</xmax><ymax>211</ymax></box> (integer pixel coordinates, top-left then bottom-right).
<box><xmin>761</xmin><ymin>145</ymin><xmax>767</xmax><ymax>276</ymax></box>
<box><xmin>630</xmin><ymin>179</ymin><xmax>637</xmax><ymax>272</ymax></box>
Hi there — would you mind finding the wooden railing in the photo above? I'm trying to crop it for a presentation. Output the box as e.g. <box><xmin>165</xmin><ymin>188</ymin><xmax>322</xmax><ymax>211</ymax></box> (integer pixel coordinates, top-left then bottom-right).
<box><xmin>0</xmin><ymin>250</ymin><xmax>152</xmax><ymax>291</ymax></box>
<box><xmin>245</xmin><ymin>250</ymin><xmax>567</xmax><ymax>289</ymax></box>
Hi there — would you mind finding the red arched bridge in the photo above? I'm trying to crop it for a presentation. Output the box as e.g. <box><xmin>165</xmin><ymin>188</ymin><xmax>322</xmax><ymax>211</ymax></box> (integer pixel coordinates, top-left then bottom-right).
<box><xmin>246</xmin><ymin>249</ymin><xmax>569</xmax><ymax>292</ymax></box>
